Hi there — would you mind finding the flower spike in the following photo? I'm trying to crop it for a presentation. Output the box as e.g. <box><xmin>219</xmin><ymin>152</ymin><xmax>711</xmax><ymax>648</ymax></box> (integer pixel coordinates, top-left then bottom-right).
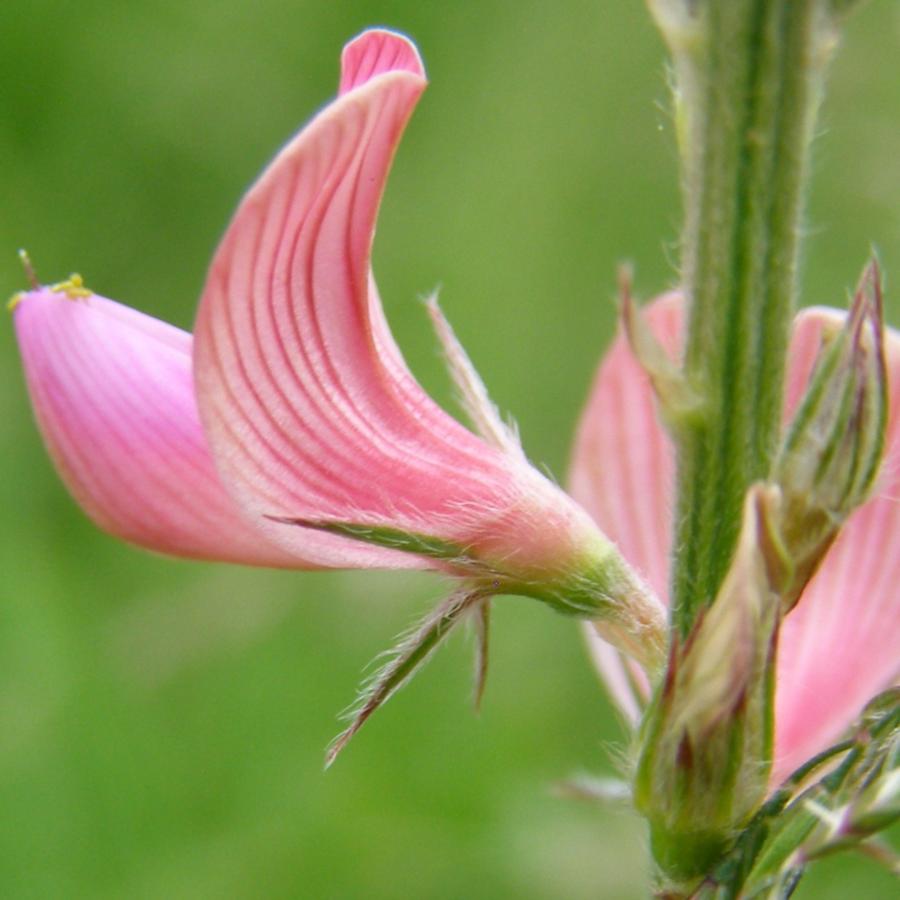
<box><xmin>572</xmin><ymin>288</ymin><xmax>900</xmax><ymax>785</ymax></box>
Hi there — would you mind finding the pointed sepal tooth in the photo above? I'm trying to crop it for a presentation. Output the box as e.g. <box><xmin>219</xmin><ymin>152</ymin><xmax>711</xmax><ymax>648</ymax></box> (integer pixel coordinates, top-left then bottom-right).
<box><xmin>772</xmin><ymin>258</ymin><xmax>888</xmax><ymax>611</ymax></box>
<box><xmin>425</xmin><ymin>295</ymin><xmax>525</xmax><ymax>461</ymax></box>
<box><xmin>325</xmin><ymin>586</ymin><xmax>486</xmax><ymax>767</ymax></box>
<box><xmin>617</xmin><ymin>273</ymin><xmax>703</xmax><ymax>434</ymax></box>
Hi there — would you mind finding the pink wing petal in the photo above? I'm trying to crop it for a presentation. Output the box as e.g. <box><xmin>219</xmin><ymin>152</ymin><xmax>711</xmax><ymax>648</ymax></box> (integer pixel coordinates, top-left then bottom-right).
<box><xmin>570</xmin><ymin>296</ymin><xmax>679</xmax><ymax>722</ymax></box>
<box><xmin>581</xmin><ymin>624</ymin><xmax>644</xmax><ymax>725</ymax></box>
<box><xmin>569</xmin><ymin>294</ymin><xmax>680</xmax><ymax>601</ymax></box>
<box><xmin>194</xmin><ymin>30</ymin><xmax>565</xmax><ymax>565</ymax></box>
<box><xmin>12</xmin><ymin>288</ymin><xmax>299</xmax><ymax>565</ymax></box>
<box><xmin>572</xmin><ymin>297</ymin><xmax>900</xmax><ymax>784</ymax></box>
<box><xmin>771</xmin><ymin>310</ymin><xmax>900</xmax><ymax>783</ymax></box>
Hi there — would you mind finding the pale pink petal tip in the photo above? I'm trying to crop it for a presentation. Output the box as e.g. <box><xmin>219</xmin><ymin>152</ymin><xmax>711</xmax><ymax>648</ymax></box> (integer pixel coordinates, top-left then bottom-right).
<box><xmin>339</xmin><ymin>29</ymin><xmax>425</xmax><ymax>95</ymax></box>
<box><xmin>582</xmin><ymin>622</ymin><xmax>642</xmax><ymax>725</ymax></box>
<box><xmin>12</xmin><ymin>288</ymin><xmax>301</xmax><ymax>567</ymax></box>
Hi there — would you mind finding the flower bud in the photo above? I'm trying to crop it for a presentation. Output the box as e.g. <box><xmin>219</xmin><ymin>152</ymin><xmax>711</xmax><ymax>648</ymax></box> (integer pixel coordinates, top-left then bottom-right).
<box><xmin>634</xmin><ymin>485</ymin><xmax>782</xmax><ymax>882</ymax></box>
<box><xmin>771</xmin><ymin>260</ymin><xmax>887</xmax><ymax>611</ymax></box>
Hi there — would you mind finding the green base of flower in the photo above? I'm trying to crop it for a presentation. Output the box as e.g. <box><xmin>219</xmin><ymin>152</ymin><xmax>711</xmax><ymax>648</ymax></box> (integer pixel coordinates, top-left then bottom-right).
<box><xmin>650</xmin><ymin>821</ymin><xmax>731</xmax><ymax>886</ymax></box>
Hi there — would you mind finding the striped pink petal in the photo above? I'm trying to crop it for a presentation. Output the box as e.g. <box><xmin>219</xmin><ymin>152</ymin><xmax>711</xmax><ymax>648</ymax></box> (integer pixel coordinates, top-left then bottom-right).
<box><xmin>571</xmin><ymin>295</ymin><xmax>900</xmax><ymax>784</ymax></box>
<box><xmin>569</xmin><ymin>295</ymin><xmax>680</xmax><ymax>602</ymax></box>
<box><xmin>570</xmin><ymin>295</ymin><xmax>679</xmax><ymax>722</ymax></box>
<box><xmin>193</xmin><ymin>30</ymin><xmax>591</xmax><ymax>566</ymax></box>
<box><xmin>12</xmin><ymin>288</ymin><xmax>298</xmax><ymax>565</ymax></box>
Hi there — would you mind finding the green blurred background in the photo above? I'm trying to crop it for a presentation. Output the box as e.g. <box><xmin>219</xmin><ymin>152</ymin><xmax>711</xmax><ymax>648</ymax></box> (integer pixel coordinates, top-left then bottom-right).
<box><xmin>1</xmin><ymin>2</ymin><xmax>897</xmax><ymax>897</ymax></box>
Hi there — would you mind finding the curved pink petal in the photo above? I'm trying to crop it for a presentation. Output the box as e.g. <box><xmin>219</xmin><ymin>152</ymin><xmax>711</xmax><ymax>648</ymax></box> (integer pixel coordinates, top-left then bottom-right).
<box><xmin>12</xmin><ymin>288</ymin><xmax>299</xmax><ymax>565</ymax></box>
<box><xmin>571</xmin><ymin>296</ymin><xmax>900</xmax><ymax>785</ymax></box>
<box><xmin>193</xmin><ymin>30</ymin><xmax>593</xmax><ymax>568</ymax></box>
<box><xmin>570</xmin><ymin>296</ymin><xmax>679</xmax><ymax>722</ymax></box>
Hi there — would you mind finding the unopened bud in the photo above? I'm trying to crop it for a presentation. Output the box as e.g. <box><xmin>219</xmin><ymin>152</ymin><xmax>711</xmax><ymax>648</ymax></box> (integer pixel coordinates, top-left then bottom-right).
<box><xmin>771</xmin><ymin>260</ymin><xmax>887</xmax><ymax>610</ymax></box>
<box><xmin>634</xmin><ymin>485</ymin><xmax>782</xmax><ymax>882</ymax></box>
<box><xmin>784</xmin><ymin>690</ymin><xmax>900</xmax><ymax>865</ymax></box>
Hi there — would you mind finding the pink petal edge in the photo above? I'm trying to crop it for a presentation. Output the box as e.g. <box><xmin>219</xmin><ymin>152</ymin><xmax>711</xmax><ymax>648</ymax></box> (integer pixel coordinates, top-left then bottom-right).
<box><xmin>572</xmin><ymin>297</ymin><xmax>680</xmax><ymax>723</ymax></box>
<box><xmin>570</xmin><ymin>295</ymin><xmax>900</xmax><ymax>785</ymax></box>
<box><xmin>339</xmin><ymin>28</ymin><xmax>425</xmax><ymax>95</ymax></box>
<box><xmin>569</xmin><ymin>295</ymin><xmax>680</xmax><ymax>603</ymax></box>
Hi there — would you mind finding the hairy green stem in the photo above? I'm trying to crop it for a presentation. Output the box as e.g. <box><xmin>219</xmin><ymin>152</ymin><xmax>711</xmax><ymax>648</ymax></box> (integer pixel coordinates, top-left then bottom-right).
<box><xmin>651</xmin><ymin>0</ymin><xmax>840</xmax><ymax>635</ymax></box>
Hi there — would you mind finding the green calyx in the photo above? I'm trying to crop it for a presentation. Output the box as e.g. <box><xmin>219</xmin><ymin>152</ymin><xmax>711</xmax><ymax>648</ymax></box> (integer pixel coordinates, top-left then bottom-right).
<box><xmin>272</xmin><ymin>515</ymin><xmax>667</xmax><ymax>675</ymax></box>
<box><xmin>635</xmin><ymin>487</ymin><xmax>781</xmax><ymax>885</ymax></box>
<box><xmin>267</xmin><ymin>517</ymin><xmax>470</xmax><ymax>564</ymax></box>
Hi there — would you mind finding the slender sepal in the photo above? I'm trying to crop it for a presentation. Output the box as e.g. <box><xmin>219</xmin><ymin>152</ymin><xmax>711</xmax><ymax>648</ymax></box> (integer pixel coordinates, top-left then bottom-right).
<box><xmin>426</xmin><ymin>294</ymin><xmax>525</xmax><ymax>460</ymax></box>
<box><xmin>325</xmin><ymin>586</ymin><xmax>486</xmax><ymax>767</ymax></box>
<box><xmin>472</xmin><ymin>597</ymin><xmax>491</xmax><ymax>712</ymax></box>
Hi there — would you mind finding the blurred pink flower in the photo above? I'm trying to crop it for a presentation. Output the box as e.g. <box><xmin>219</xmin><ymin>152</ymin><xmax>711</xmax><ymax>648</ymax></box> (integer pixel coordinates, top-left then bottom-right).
<box><xmin>571</xmin><ymin>294</ymin><xmax>900</xmax><ymax>785</ymax></box>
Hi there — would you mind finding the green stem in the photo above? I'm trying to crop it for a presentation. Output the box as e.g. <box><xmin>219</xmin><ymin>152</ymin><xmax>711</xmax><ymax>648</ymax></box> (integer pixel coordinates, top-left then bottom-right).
<box><xmin>651</xmin><ymin>0</ymin><xmax>840</xmax><ymax>635</ymax></box>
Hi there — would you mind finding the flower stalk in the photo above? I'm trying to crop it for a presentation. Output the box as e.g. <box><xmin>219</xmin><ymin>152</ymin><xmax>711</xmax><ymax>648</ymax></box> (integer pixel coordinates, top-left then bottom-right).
<box><xmin>641</xmin><ymin>0</ymin><xmax>890</xmax><ymax>889</ymax></box>
<box><xmin>650</xmin><ymin>0</ymin><xmax>842</xmax><ymax>634</ymax></box>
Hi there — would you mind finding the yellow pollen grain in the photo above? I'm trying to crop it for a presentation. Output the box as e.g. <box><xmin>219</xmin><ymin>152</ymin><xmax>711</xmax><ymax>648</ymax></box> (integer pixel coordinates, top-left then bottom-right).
<box><xmin>7</xmin><ymin>292</ymin><xmax>25</xmax><ymax>313</ymax></box>
<box><xmin>50</xmin><ymin>273</ymin><xmax>93</xmax><ymax>300</ymax></box>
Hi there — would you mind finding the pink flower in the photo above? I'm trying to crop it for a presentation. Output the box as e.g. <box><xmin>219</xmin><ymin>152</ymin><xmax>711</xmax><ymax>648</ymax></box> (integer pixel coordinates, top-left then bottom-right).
<box><xmin>11</xmin><ymin>30</ymin><xmax>660</xmax><ymax>651</ymax></box>
<box><xmin>571</xmin><ymin>294</ymin><xmax>900</xmax><ymax>786</ymax></box>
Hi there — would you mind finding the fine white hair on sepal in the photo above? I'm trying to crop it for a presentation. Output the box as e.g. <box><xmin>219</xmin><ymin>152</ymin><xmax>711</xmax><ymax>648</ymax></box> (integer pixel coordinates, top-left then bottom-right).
<box><xmin>324</xmin><ymin>585</ymin><xmax>487</xmax><ymax>768</ymax></box>
<box><xmin>424</xmin><ymin>293</ymin><xmax>526</xmax><ymax>462</ymax></box>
